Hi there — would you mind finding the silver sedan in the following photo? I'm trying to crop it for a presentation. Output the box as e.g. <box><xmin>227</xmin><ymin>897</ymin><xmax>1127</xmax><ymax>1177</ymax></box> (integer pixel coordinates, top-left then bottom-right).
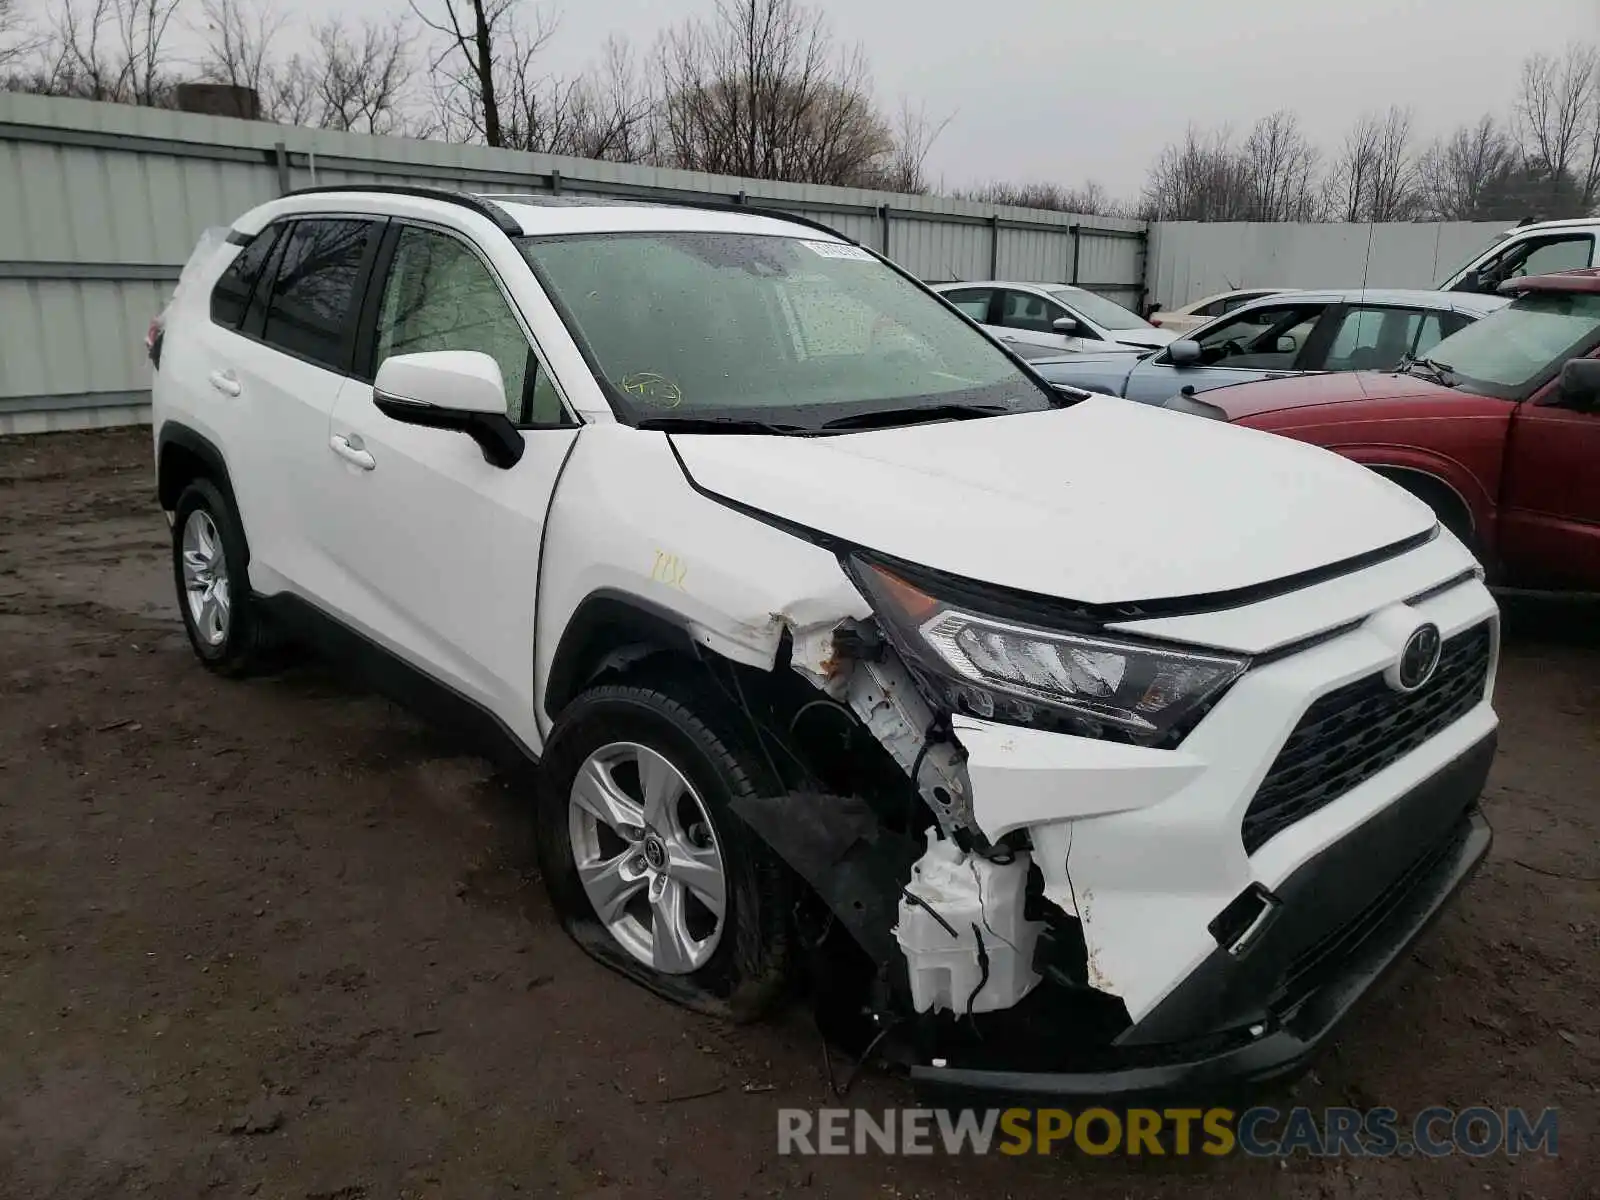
<box><xmin>1027</xmin><ymin>288</ymin><xmax>1508</xmax><ymax>405</ymax></box>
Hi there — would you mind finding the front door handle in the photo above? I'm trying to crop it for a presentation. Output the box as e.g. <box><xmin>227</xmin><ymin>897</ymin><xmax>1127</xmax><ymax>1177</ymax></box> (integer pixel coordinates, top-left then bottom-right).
<box><xmin>208</xmin><ymin>369</ymin><xmax>241</xmax><ymax>397</ymax></box>
<box><xmin>329</xmin><ymin>434</ymin><xmax>375</xmax><ymax>471</ymax></box>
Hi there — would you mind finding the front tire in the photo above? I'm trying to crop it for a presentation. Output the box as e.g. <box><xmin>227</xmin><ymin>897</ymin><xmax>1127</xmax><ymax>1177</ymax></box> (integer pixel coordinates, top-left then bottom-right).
<box><xmin>536</xmin><ymin>677</ymin><xmax>791</xmax><ymax>1020</ymax></box>
<box><xmin>171</xmin><ymin>478</ymin><xmax>268</xmax><ymax>676</ymax></box>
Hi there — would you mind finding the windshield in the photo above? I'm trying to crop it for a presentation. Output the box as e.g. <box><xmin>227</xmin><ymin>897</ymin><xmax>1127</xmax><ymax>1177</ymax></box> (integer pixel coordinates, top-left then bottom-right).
<box><xmin>518</xmin><ymin>232</ymin><xmax>1053</xmax><ymax>428</ymax></box>
<box><xmin>1422</xmin><ymin>292</ymin><xmax>1600</xmax><ymax>398</ymax></box>
<box><xmin>1048</xmin><ymin>287</ymin><xmax>1150</xmax><ymax>332</ymax></box>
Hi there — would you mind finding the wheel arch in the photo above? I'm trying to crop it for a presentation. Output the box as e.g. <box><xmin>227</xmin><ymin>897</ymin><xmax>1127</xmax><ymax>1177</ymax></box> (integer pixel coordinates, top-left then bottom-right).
<box><xmin>158</xmin><ymin>422</ymin><xmax>254</xmax><ymax>569</ymax></box>
<box><xmin>542</xmin><ymin>590</ymin><xmax>701</xmax><ymax>725</ymax></box>
<box><xmin>1366</xmin><ymin>463</ymin><xmax>1479</xmax><ymax>543</ymax></box>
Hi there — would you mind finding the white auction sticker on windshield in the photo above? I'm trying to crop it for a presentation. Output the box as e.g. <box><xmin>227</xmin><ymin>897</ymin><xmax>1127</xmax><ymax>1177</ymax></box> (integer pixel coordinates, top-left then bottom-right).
<box><xmin>800</xmin><ymin>240</ymin><xmax>874</xmax><ymax>261</ymax></box>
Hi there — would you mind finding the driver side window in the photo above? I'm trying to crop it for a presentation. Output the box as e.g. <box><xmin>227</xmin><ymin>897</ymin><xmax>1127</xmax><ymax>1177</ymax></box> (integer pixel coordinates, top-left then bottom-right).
<box><xmin>999</xmin><ymin>289</ymin><xmax>1069</xmax><ymax>335</ymax></box>
<box><xmin>374</xmin><ymin>226</ymin><xmax>568</xmax><ymax>427</ymax></box>
<box><xmin>1473</xmin><ymin>235</ymin><xmax>1595</xmax><ymax>292</ymax></box>
<box><xmin>1192</xmin><ymin>303</ymin><xmax>1324</xmax><ymax>369</ymax></box>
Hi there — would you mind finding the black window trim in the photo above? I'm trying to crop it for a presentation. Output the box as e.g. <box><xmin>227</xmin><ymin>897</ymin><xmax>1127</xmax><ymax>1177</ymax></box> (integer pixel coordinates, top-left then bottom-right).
<box><xmin>209</xmin><ymin>222</ymin><xmax>285</xmax><ymax>333</ymax></box>
<box><xmin>357</xmin><ymin>216</ymin><xmax>578</xmax><ymax>430</ymax></box>
<box><xmin>216</xmin><ymin>213</ymin><xmax>388</xmax><ymax>378</ymax></box>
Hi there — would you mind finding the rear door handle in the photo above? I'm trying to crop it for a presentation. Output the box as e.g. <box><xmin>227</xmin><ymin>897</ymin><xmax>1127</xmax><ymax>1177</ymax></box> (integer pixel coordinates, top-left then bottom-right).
<box><xmin>208</xmin><ymin>369</ymin><xmax>241</xmax><ymax>397</ymax></box>
<box><xmin>329</xmin><ymin>434</ymin><xmax>375</xmax><ymax>471</ymax></box>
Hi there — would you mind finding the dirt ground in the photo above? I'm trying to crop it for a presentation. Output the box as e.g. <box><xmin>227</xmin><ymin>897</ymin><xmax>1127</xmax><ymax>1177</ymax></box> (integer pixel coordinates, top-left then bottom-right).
<box><xmin>0</xmin><ymin>427</ymin><xmax>1595</xmax><ymax>1200</ymax></box>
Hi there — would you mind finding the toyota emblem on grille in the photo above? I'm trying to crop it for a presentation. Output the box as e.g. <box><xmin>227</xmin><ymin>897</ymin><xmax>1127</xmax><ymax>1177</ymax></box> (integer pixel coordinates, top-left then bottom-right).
<box><xmin>1394</xmin><ymin>623</ymin><xmax>1443</xmax><ymax>692</ymax></box>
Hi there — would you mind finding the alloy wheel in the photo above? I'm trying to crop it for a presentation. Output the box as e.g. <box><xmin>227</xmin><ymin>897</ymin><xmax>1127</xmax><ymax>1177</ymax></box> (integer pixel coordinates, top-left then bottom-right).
<box><xmin>566</xmin><ymin>741</ymin><xmax>727</xmax><ymax>974</ymax></box>
<box><xmin>180</xmin><ymin>509</ymin><xmax>230</xmax><ymax>647</ymax></box>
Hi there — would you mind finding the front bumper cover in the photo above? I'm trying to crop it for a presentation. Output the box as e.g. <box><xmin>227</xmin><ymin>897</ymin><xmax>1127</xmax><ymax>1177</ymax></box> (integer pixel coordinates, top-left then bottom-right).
<box><xmin>910</xmin><ymin>730</ymin><xmax>1496</xmax><ymax>1103</ymax></box>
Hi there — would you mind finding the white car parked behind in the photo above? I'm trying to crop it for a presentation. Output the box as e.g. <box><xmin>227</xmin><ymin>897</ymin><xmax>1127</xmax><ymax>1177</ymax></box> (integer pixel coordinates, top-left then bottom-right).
<box><xmin>1148</xmin><ymin>287</ymin><xmax>1296</xmax><ymax>334</ymax></box>
<box><xmin>149</xmin><ymin>186</ymin><xmax>1499</xmax><ymax>1099</ymax></box>
<box><xmin>933</xmin><ymin>280</ymin><xmax>1174</xmax><ymax>354</ymax></box>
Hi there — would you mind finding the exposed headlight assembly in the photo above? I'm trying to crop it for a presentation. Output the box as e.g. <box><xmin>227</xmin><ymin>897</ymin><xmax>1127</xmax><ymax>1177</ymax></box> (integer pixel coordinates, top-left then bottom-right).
<box><xmin>850</xmin><ymin>559</ymin><xmax>1249</xmax><ymax>746</ymax></box>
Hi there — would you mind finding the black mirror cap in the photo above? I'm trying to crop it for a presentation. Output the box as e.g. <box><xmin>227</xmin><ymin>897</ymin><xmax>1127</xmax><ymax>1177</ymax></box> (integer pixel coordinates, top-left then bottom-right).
<box><xmin>373</xmin><ymin>392</ymin><xmax>525</xmax><ymax>469</ymax></box>
<box><xmin>1558</xmin><ymin>358</ymin><xmax>1600</xmax><ymax>411</ymax></box>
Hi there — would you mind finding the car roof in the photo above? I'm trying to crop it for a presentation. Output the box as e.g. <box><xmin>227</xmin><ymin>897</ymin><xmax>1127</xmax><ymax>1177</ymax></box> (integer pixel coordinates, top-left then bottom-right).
<box><xmin>1498</xmin><ymin>217</ymin><xmax>1600</xmax><ymax>234</ymax></box>
<box><xmin>479</xmin><ymin>193</ymin><xmax>842</xmax><ymax>240</ymax></box>
<box><xmin>235</xmin><ymin>187</ymin><xmax>850</xmax><ymax>243</ymax></box>
<box><xmin>1243</xmin><ymin>287</ymin><xmax>1507</xmax><ymax>314</ymax></box>
<box><xmin>933</xmin><ymin>281</ymin><xmax>1077</xmax><ymax>292</ymax></box>
<box><xmin>1178</xmin><ymin>287</ymin><xmax>1294</xmax><ymax>305</ymax></box>
<box><xmin>1500</xmin><ymin>267</ymin><xmax>1600</xmax><ymax>296</ymax></box>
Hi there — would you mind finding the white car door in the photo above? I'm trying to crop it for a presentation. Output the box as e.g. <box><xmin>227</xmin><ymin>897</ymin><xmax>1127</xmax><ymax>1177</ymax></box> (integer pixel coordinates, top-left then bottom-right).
<box><xmin>992</xmin><ymin>288</ymin><xmax>1099</xmax><ymax>354</ymax></box>
<box><xmin>320</xmin><ymin>223</ymin><xmax>580</xmax><ymax>745</ymax></box>
<box><xmin>210</xmin><ymin>216</ymin><xmax>384</xmax><ymax>600</ymax></box>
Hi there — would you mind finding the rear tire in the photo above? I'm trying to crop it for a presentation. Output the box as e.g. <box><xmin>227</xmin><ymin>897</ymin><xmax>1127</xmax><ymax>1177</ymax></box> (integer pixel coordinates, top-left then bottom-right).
<box><xmin>171</xmin><ymin>478</ymin><xmax>269</xmax><ymax>676</ymax></box>
<box><xmin>536</xmin><ymin>676</ymin><xmax>791</xmax><ymax>1021</ymax></box>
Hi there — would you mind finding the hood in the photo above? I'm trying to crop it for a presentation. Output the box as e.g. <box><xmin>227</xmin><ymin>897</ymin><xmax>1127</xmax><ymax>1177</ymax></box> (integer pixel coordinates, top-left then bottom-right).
<box><xmin>1030</xmin><ymin>351</ymin><xmax>1149</xmax><ymax>397</ymax></box>
<box><xmin>671</xmin><ymin>397</ymin><xmax>1435</xmax><ymax>606</ymax></box>
<box><xmin>1203</xmin><ymin>371</ymin><xmax>1456</xmax><ymax>421</ymax></box>
<box><xmin>1109</xmin><ymin>328</ymin><xmax>1176</xmax><ymax>349</ymax></box>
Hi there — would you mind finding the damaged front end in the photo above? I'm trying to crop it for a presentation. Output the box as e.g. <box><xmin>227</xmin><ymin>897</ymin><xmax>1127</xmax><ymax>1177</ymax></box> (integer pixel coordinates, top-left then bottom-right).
<box><xmin>729</xmin><ymin>550</ymin><xmax>1496</xmax><ymax>1102</ymax></box>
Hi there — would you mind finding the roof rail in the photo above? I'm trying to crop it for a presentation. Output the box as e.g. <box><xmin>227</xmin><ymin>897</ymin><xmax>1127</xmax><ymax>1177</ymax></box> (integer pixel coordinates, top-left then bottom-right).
<box><xmin>283</xmin><ymin>183</ymin><xmax>522</xmax><ymax>236</ymax></box>
<box><xmin>475</xmin><ymin>190</ymin><xmax>860</xmax><ymax>246</ymax></box>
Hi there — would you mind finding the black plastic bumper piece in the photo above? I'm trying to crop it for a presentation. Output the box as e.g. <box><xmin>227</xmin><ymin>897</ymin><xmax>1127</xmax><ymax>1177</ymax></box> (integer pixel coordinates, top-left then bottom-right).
<box><xmin>909</xmin><ymin>731</ymin><xmax>1496</xmax><ymax>1103</ymax></box>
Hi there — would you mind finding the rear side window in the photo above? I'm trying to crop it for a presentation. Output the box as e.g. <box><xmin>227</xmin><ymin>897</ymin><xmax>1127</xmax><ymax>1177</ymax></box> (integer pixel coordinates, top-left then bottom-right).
<box><xmin>209</xmin><ymin>227</ymin><xmax>282</xmax><ymax>329</ymax></box>
<box><xmin>941</xmin><ymin>288</ymin><xmax>995</xmax><ymax>322</ymax></box>
<box><xmin>261</xmin><ymin>219</ymin><xmax>378</xmax><ymax>371</ymax></box>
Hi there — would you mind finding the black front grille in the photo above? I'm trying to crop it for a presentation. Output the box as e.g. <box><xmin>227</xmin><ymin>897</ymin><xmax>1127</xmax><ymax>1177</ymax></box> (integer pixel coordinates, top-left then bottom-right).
<box><xmin>1242</xmin><ymin>622</ymin><xmax>1492</xmax><ymax>853</ymax></box>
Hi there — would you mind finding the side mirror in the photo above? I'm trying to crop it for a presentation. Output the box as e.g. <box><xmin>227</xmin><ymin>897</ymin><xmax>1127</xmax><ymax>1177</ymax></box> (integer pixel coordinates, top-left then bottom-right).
<box><xmin>1557</xmin><ymin>357</ymin><xmax>1600</xmax><ymax>411</ymax></box>
<box><xmin>1167</xmin><ymin>339</ymin><xmax>1202</xmax><ymax>366</ymax></box>
<box><xmin>373</xmin><ymin>350</ymin><xmax>524</xmax><ymax>469</ymax></box>
<box><xmin>1051</xmin><ymin>316</ymin><xmax>1081</xmax><ymax>335</ymax></box>
<box><xmin>1275</xmin><ymin>335</ymin><xmax>1298</xmax><ymax>354</ymax></box>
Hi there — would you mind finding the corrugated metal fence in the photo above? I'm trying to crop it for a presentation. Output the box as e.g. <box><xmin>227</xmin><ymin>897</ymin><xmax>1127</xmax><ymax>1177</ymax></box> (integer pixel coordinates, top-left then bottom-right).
<box><xmin>0</xmin><ymin>92</ymin><xmax>1147</xmax><ymax>434</ymax></box>
<box><xmin>1146</xmin><ymin>220</ymin><xmax>1509</xmax><ymax>310</ymax></box>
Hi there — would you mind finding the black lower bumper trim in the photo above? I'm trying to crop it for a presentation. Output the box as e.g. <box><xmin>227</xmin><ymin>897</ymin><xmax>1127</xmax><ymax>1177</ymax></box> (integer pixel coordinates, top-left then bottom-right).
<box><xmin>910</xmin><ymin>733</ymin><xmax>1496</xmax><ymax>1103</ymax></box>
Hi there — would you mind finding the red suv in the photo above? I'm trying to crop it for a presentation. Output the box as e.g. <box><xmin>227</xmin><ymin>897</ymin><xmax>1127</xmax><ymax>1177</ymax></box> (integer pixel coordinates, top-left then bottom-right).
<box><xmin>1168</xmin><ymin>270</ymin><xmax>1600</xmax><ymax>592</ymax></box>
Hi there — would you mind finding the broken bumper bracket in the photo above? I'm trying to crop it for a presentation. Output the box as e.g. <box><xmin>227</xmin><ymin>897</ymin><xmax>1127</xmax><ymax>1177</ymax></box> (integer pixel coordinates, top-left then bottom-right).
<box><xmin>909</xmin><ymin>736</ymin><xmax>1495</xmax><ymax>1104</ymax></box>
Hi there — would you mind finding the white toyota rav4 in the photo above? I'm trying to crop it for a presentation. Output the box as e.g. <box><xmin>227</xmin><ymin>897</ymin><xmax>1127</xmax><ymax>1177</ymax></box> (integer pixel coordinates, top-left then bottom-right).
<box><xmin>149</xmin><ymin>186</ymin><xmax>1499</xmax><ymax>1098</ymax></box>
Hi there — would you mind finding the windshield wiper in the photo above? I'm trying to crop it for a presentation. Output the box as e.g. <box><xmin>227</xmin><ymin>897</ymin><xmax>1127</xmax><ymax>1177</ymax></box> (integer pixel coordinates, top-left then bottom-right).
<box><xmin>818</xmin><ymin>403</ymin><xmax>1016</xmax><ymax>432</ymax></box>
<box><xmin>1397</xmin><ymin>355</ymin><xmax>1458</xmax><ymax>387</ymax></box>
<box><xmin>635</xmin><ymin>415</ymin><xmax>812</xmax><ymax>435</ymax></box>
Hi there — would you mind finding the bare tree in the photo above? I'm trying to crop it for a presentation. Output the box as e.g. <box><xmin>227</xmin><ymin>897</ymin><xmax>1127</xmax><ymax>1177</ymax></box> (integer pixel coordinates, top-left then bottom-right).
<box><xmin>1325</xmin><ymin>106</ymin><xmax>1420</xmax><ymax>222</ymax></box>
<box><xmin>958</xmin><ymin>179</ymin><xmax>1125</xmax><ymax>216</ymax></box>
<box><xmin>1416</xmin><ymin>114</ymin><xmax>1522</xmax><ymax>219</ymax></box>
<box><xmin>18</xmin><ymin>0</ymin><xmax>182</xmax><ymax>104</ymax></box>
<box><xmin>1514</xmin><ymin>41</ymin><xmax>1600</xmax><ymax>216</ymax></box>
<box><xmin>654</xmin><ymin>0</ymin><xmax>895</xmax><ymax>186</ymax></box>
<box><xmin>1139</xmin><ymin>125</ymin><xmax>1252</xmax><ymax>221</ymax></box>
<box><xmin>308</xmin><ymin>16</ymin><xmax>412</xmax><ymax>135</ymax></box>
<box><xmin>195</xmin><ymin>0</ymin><xmax>283</xmax><ymax>96</ymax></box>
<box><xmin>1</xmin><ymin>0</ymin><xmax>43</xmax><ymax>70</ymax></box>
<box><xmin>863</xmin><ymin>99</ymin><xmax>950</xmax><ymax>194</ymax></box>
<box><xmin>411</xmin><ymin>0</ymin><xmax>557</xmax><ymax>148</ymax></box>
<box><xmin>560</xmin><ymin>36</ymin><xmax>654</xmax><ymax>161</ymax></box>
<box><xmin>1240</xmin><ymin>110</ymin><xmax>1321</xmax><ymax>220</ymax></box>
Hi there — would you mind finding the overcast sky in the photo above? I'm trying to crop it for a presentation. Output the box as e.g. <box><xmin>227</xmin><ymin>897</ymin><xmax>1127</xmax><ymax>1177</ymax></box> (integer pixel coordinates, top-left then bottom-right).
<box><xmin>295</xmin><ymin>0</ymin><xmax>1598</xmax><ymax>197</ymax></box>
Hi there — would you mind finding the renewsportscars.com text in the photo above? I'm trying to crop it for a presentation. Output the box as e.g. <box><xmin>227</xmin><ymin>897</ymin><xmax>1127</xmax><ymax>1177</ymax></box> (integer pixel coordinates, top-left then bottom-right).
<box><xmin>777</xmin><ymin>1106</ymin><xmax>1559</xmax><ymax>1158</ymax></box>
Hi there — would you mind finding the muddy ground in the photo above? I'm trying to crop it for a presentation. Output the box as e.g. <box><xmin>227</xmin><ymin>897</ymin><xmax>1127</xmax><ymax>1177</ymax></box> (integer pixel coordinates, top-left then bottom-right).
<box><xmin>0</xmin><ymin>427</ymin><xmax>1595</xmax><ymax>1200</ymax></box>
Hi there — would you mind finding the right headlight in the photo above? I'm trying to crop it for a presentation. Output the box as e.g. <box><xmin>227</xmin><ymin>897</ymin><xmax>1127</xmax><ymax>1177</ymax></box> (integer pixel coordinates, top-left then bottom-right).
<box><xmin>850</xmin><ymin>559</ymin><xmax>1248</xmax><ymax>745</ymax></box>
